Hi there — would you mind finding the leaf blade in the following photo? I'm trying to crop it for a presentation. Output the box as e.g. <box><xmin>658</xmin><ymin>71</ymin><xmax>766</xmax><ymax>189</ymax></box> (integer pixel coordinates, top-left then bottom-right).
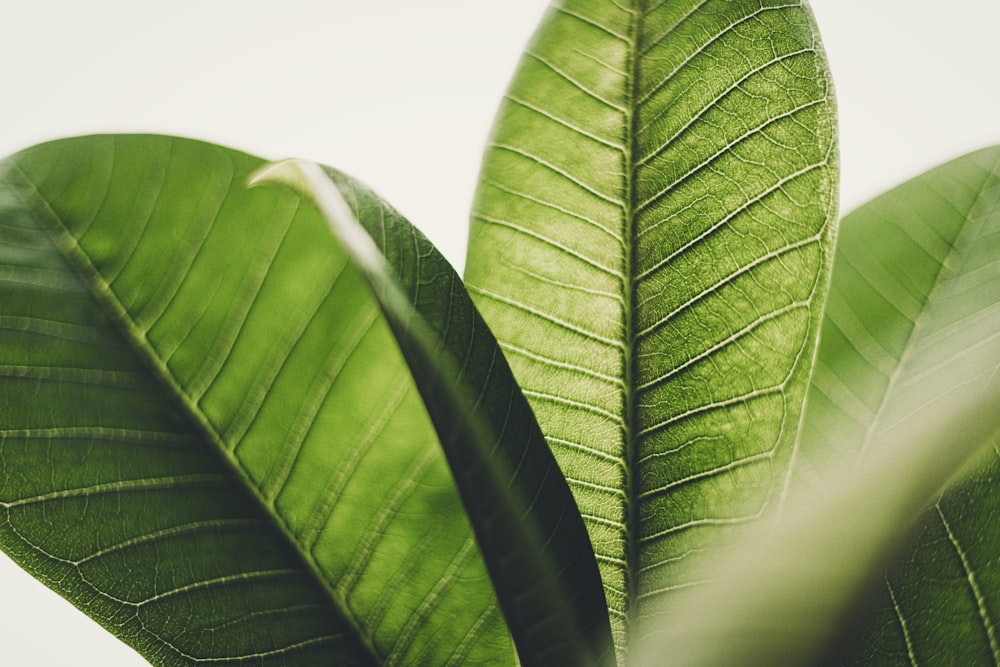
<box><xmin>631</xmin><ymin>338</ymin><xmax>1000</xmax><ymax>666</ymax></box>
<box><xmin>0</xmin><ymin>135</ymin><xmax>512</xmax><ymax>665</ymax></box>
<box><xmin>253</xmin><ymin>158</ymin><xmax>615</xmax><ymax>666</ymax></box>
<box><xmin>633</xmin><ymin>145</ymin><xmax>1000</xmax><ymax>660</ymax></box>
<box><xmin>465</xmin><ymin>0</ymin><xmax>838</xmax><ymax>653</ymax></box>
<box><xmin>801</xmin><ymin>146</ymin><xmax>1000</xmax><ymax>664</ymax></box>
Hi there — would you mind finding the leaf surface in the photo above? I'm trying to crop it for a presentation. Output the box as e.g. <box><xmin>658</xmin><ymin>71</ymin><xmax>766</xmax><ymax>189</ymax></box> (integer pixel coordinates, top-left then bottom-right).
<box><xmin>464</xmin><ymin>0</ymin><xmax>837</xmax><ymax>654</ymax></box>
<box><xmin>631</xmin><ymin>306</ymin><xmax>1000</xmax><ymax>665</ymax></box>
<box><xmin>253</xmin><ymin>159</ymin><xmax>614</xmax><ymax>666</ymax></box>
<box><xmin>630</xmin><ymin>148</ymin><xmax>1000</xmax><ymax>666</ymax></box>
<box><xmin>0</xmin><ymin>135</ymin><xmax>516</xmax><ymax>665</ymax></box>
<box><xmin>801</xmin><ymin>147</ymin><xmax>1000</xmax><ymax>664</ymax></box>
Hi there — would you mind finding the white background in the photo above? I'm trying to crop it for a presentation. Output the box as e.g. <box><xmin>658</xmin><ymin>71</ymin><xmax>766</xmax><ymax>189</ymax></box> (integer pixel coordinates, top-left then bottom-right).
<box><xmin>2</xmin><ymin>1</ymin><xmax>999</xmax><ymax>664</ymax></box>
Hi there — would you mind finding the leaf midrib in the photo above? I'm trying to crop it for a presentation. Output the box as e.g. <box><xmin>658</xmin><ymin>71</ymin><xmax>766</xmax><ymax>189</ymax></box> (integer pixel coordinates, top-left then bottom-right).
<box><xmin>621</xmin><ymin>0</ymin><xmax>642</xmax><ymax>640</ymax></box>
<box><xmin>10</xmin><ymin>155</ymin><xmax>382</xmax><ymax>665</ymax></box>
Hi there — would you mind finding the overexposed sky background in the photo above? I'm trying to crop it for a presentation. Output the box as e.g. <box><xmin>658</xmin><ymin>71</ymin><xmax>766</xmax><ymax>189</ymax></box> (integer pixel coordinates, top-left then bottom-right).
<box><xmin>2</xmin><ymin>1</ymin><xmax>999</xmax><ymax>664</ymax></box>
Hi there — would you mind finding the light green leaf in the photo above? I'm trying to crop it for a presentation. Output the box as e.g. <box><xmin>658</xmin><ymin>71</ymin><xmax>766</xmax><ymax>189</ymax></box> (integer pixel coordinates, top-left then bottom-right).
<box><xmin>0</xmin><ymin>135</ymin><xmax>515</xmax><ymax>665</ymax></box>
<box><xmin>464</xmin><ymin>0</ymin><xmax>837</xmax><ymax>655</ymax></box>
<box><xmin>252</xmin><ymin>159</ymin><xmax>614</xmax><ymax>667</ymax></box>
<box><xmin>801</xmin><ymin>147</ymin><xmax>1000</xmax><ymax>664</ymax></box>
<box><xmin>628</xmin><ymin>148</ymin><xmax>1000</xmax><ymax>666</ymax></box>
<box><xmin>630</xmin><ymin>320</ymin><xmax>1000</xmax><ymax>665</ymax></box>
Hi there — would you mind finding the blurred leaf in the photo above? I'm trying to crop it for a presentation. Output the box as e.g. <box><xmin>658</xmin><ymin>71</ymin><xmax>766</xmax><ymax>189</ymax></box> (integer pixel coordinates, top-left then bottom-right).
<box><xmin>803</xmin><ymin>147</ymin><xmax>1000</xmax><ymax>664</ymax></box>
<box><xmin>465</xmin><ymin>0</ymin><xmax>837</xmax><ymax>655</ymax></box>
<box><xmin>632</xmin><ymin>357</ymin><xmax>1000</xmax><ymax>665</ymax></box>
<box><xmin>0</xmin><ymin>135</ymin><xmax>513</xmax><ymax>665</ymax></box>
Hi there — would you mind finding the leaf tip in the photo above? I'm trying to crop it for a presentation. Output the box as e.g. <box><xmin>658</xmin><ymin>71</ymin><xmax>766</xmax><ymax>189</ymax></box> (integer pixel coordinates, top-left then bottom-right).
<box><xmin>251</xmin><ymin>157</ymin><xmax>389</xmax><ymax>285</ymax></box>
<box><xmin>247</xmin><ymin>157</ymin><xmax>311</xmax><ymax>193</ymax></box>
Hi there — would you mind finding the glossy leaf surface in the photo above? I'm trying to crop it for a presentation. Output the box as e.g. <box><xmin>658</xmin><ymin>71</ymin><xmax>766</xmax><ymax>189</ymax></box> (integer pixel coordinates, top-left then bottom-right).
<box><xmin>465</xmin><ymin>0</ymin><xmax>837</xmax><ymax>653</ymax></box>
<box><xmin>0</xmin><ymin>135</ymin><xmax>515</xmax><ymax>665</ymax></box>
<box><xmin>253</xmin><ymin>159</ymin><xmax>613</xmax><ymax>666</ymax></box>
<box><xmin>802</xmin><ymin>147</ymin><xmax>1000</xmax><ymax>664</ymax></box>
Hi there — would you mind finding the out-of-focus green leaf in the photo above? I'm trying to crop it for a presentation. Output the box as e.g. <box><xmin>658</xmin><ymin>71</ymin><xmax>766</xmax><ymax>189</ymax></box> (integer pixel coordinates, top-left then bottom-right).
<box><xmin>253</xmin><ymin>159</ymin><xmax>614</xmax><ymax>667</ymax></box>
<box><xmin>802</xmin><ymin>147</ymin><xmax>1000</xmax><ymax>664</ymax></box>
<box><xmin>631</xmin><ymin>347</ymin><xmax>1000</xmax><ymax>665</ymax></box>
<box><xmin>0</xmin><ymin>135</ymin><xmax>513</xmax><ymax>665</ymax></box>
<box><xmin>464</xmin><ymin>0</ymin><xmax>837</xmax><ymax>656</ymax></box>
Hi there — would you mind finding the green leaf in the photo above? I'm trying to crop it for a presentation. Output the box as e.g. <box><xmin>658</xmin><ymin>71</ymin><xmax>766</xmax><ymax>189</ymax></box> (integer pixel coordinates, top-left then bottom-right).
<box><xmin>0</xmin><ymin>135</ymin><xmax>515</xmax><ymax>665</ymax></box>
<box><xmin>464</xmin><ymin>0</ymin><xmax>837</xmax><ymax>655</ymax></box>
<box><xmin>630</xmin><ymin>315</ymin><xmax>1000</xmax><ymax>665</ymax></box>
<box><xmin>801</xmin><ymin>147</ymin><xmax>1000</xmax><ymax>664</ymax></box>
<box><xmin>628</xmin><ymin>149</ymin><xmax>1000</xmax><ymax>665</ymax></box>
<box><xmin>630</xmin><ymin>148</ymin><xmax>1000</xmax><ymax>663</ymax></box>
<box><xmin>251</xmin><ymin>159</ymin><xmax>614</xmax><ymax>666</ymax></box>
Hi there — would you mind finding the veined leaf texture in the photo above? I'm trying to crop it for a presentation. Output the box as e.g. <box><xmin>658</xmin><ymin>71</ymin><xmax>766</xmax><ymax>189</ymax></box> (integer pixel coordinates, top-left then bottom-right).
<box><xmin>466</xmin><ymin>0</ymin><xmax>837</xmax><ymax>653</ymax></box>
<box><xmin>0</xmin><ymin>137</ymin><xmax>516</xmax><ymax>665</ymax></box>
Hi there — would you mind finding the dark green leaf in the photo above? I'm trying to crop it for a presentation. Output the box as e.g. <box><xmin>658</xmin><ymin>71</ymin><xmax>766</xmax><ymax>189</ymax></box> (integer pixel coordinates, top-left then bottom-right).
<box><xmin>252</xmin><ymin>159</ymin><xmax>614</xmax><ymax>666</ymax></box>
<box><xmin>0</xmin><ymin>135</ymin><xmax>512</xmax><ymax>665</ymax></box>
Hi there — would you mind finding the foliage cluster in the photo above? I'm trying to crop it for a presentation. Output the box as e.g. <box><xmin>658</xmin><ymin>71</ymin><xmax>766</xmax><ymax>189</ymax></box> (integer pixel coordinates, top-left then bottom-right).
<box><xmin>1</xmin><ymin>1</ymin><xmax>998</xmax><ymax>665</ymax></box>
